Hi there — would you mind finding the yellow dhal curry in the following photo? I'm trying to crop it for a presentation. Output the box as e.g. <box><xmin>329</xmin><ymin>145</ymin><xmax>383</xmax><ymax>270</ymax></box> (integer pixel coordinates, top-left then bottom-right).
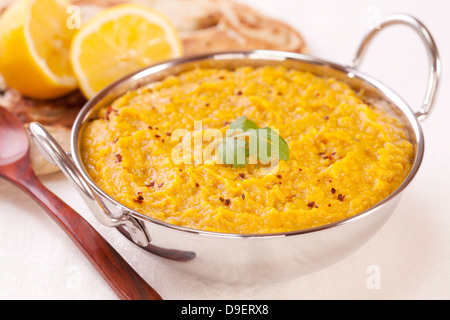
<box><xmin>80</xmin><ymin>66</ymin><xmax>414</xmax><ymax>234</ymax></box>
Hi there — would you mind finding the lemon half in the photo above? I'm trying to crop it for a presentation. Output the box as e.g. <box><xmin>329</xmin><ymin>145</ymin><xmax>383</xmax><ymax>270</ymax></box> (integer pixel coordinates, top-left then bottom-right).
<box><xmin>0</xmin><ymin>0</ymin><xmax>77</xmax><ymax>100</ymax></box>
<box><xmin>70</xmin><ymin>4</ymin><xmax>183</xmax><ymax>99</ymax></box>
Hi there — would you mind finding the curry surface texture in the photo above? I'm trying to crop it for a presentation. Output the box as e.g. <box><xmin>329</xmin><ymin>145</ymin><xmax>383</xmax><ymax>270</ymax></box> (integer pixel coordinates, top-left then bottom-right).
<box><xmin>80</xmin><ymin>66</ymin><xmax>414</xmax><ymax>234</ymax></box>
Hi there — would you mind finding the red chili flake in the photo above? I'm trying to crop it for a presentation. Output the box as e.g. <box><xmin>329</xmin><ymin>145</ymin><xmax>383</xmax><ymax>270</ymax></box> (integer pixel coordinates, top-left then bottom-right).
<box><xmin>277</xmin><ymin>92</ymin><xmax>283</xmax><ymax>96</ymax></box>
<box><xmin>166</xmin><ymin>132</ymin><xmax>172</xmax><ymax>136</ymax></box>
<box><xmin>331</xmin><ymin>188</ymin><xmax>336</xmax><ymax>194</ymax></box>
<box><xmin>324</xmin><ymin>116</ymin><xmax>330</xmax><ymax>121</ymax></box>
<box><xmin>338</xmin><ymin>194</ymin><xmax>345</xmax><ymax>202</ymax></box>
<box><xmin>239</xmin><ymin>173</ymin><xmax>246</xmax><ymax>179</ymax></box>
<box><xmin>328</xmin><ymin>204</ymin><xmax>332</xmax><ymax>207</ymax></box>
<box><xmin>318</xmin><ymin>152</ymin><xmax>325</xmax><ymax>156</ymax></box>
<box><xmin>148</xmin><ymin>126</ymin><xmax>153</xmax><ymax>130</ymax></box>
<box><xmin>115</xmin><ymin>154</ymin><xmax>122</xmax><ymax>163</ymax></box>
<box><xmin>205</xmin><ymin>103</ymin><xmax>210</xmax><ymax>107</ymax></box>
<box><xmin>308</xmin><ymin>201</ymin><xmax>316</xmax><ymax>208</ymax></box>
<box><xmin>287</xmin><ymin>195</ymin><xmax>296</xmax><ymax>201</ymax></box>
<box><xmin>195</xmin><ymin>183</ymin><xmax>200</xmax><ymax>188</ymax></box>
<box><xmin>277</xmin><ymin>175</ymin><xmax>282</xmax><ymax>179</ymax></box>
<box><xmin>324</xmin><ymin>152</ymin><xmax>337</xmax><ymax>160</ymax></box>
<box><xmin>219</xmin><ymin>197</ymin><xmax>224</xmax><ymax>202</ymax></box>
<box><xmin>133</xmin><ymin>195</ymin><xmax>144</xmax><ymax>204</ymax></box>
<box><xmin>155</xmin><ymin>134</ymin><xmax>161</xmax><ymax>138</ymax></box>
<box><xmin>224</xmin><ymin>199</ymin><xmax>231</xmax><ymax>206</ymax></box>
<box><xmin>146</xmin><ymin>181</ymin><xmax>155</xmax><ymax>188</ymax></box>
<box><xmin>105</xmin><ymin>105</ymin><xmax>113</xmax><ymax>121</ymax></box>
<box><xmin>237</xmin><ymin>91</ymin><xmax>243</xmax><ymax>96</ymax></box>
<box><xmin>158</xmin><ymin>183</ymin><xmax>164</xmax><ymax>188</ymax></box>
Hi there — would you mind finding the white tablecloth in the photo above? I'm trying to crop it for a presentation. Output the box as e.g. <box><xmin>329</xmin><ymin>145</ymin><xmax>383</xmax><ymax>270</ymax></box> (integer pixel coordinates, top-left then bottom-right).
<box><xmin>1</xmin><ymin>0</ymin><xmax>449</xmax><ymax>300</ymax></box>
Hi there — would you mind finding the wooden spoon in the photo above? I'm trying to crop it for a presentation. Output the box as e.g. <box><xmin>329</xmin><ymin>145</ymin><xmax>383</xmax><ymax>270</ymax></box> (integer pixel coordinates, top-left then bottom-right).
<box><xmin>0</xmin><ymin>106</ymin><xmax>162</xmax><ymax>300</ymax></box>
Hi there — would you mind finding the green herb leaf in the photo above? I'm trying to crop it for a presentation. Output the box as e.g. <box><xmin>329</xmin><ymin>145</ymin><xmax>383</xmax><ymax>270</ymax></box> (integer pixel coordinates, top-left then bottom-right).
<box><xmin>218</xmin><ymin>137</ymin><xmax>248</xmax><ymax>168</ymax></box>
<box><xmin>220</xmin><ymin>117</ymin><xmax>290</xmax><ymax>167</ymax></box>
<box><xmin>261</xmin><ymin>127</ymin><xmax>290</xmax><ymax>161</ymax></box>
<box><xmin>229</xmin><ymin>116</ymin><xmax>259</xmax><ymax>132</ymax></box>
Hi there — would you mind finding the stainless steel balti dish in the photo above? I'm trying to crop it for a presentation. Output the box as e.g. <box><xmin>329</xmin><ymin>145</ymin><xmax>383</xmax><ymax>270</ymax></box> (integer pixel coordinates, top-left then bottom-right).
<box><xmin>29</xmin><ymin>14</ymin><xmax>440</xmax><ymax>283</ymax></box>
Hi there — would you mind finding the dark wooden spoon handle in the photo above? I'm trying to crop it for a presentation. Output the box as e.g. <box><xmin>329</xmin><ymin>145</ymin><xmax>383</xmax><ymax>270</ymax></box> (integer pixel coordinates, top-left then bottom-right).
<box><xmin>5</xmin><ymin>166</ymin><xmax>162</xmax><ymax>300</ymax></box>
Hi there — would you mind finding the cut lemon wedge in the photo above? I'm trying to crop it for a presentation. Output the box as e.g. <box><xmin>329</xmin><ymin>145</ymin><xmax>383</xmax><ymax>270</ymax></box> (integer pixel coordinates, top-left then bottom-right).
<box><xmin>0</xmin><ymin>0</ymin><xmax>77</xmax><ymax>100</ymax></box>
<box><xmin>70</xmin><ymin>4</ymin><xmax>184</xmax><ymax>99</ymax></box>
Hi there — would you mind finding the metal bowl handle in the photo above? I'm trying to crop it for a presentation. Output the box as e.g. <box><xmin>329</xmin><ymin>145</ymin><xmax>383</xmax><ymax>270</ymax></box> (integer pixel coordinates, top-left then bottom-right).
<box><xmin>351</xmin><ymin>14</ymin><xmax>441</xmax><ymax>121</ymax></box>
<box><xmin>28</xmin><ymin>122</ymin><xmax>150</xmax><ymax>246</ymax></box>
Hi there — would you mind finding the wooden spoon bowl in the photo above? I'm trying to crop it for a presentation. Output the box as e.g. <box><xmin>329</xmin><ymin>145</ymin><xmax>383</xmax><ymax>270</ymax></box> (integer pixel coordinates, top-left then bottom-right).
<box><xmin>0</xmin><ymin>106</ymin><xmax>162</xmax><ymax>300</ymax></box>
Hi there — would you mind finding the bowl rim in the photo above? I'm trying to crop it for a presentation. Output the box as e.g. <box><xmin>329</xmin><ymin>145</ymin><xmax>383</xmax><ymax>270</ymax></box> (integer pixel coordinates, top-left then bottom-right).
<box><xmin>70</xmin><ymin>50</ymin><xmax>425</xmax><ymax>239</ymax></box>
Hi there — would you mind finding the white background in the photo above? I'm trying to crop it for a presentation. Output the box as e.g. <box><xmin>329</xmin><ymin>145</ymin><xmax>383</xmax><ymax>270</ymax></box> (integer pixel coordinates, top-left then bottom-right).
<box><xmin>0</xmin><ymin>0</ymin><xmax>449</xmax><ymax>299</ymax></box>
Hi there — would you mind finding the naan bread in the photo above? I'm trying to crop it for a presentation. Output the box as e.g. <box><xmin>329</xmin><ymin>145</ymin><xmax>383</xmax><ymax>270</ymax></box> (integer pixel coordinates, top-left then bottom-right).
<box><xmin>73</xmin><ymin>0</ymin><xmax>306</xmax><ymax>54</ymax></box>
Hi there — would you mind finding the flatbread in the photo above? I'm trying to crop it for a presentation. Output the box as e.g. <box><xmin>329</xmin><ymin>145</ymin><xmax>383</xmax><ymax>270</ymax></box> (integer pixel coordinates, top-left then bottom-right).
<box><xmin>73</xmin><ymin>0</ymin><xmax>307</xmax><ymax>54</ymax></box>
<box><xmin>0</xmin><ymin>0</ymin><xmax>306</xmax><ymax>175</ymax></box>
<box><xmin>0</xmin><ymin>77</ymin><xmax>86</xmax><ymax>175</ymax></box>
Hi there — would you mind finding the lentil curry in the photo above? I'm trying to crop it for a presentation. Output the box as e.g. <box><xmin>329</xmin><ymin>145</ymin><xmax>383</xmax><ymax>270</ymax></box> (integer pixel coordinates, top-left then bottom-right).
<box><xmin>80</xmin><ymin>66</ymin><xmax>414</xmax><ymax>234</ymax></box>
